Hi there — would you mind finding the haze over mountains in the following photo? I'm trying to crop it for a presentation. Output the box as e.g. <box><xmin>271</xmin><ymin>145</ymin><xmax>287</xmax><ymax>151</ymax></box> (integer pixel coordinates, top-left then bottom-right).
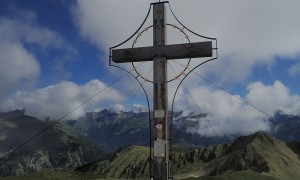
<box><xmin>0</xmin><ymin>109</ymin><xmax>300</xmax><ymax>179</ymax></box>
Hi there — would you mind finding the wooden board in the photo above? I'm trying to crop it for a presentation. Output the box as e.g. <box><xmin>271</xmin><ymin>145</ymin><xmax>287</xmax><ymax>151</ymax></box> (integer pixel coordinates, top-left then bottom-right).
<box><xmin>112</xmin><ymin>41</ymin><xmax>212</xmax><ymax>63</ymax></box>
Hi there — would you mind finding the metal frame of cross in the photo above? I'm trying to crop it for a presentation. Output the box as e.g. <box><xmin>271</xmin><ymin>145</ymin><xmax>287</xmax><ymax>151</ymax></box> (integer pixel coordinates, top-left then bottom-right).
<box><xmin>111</xmin><ymin>2</ymin><xmax>213</xmax><ymax>179</ymax></box>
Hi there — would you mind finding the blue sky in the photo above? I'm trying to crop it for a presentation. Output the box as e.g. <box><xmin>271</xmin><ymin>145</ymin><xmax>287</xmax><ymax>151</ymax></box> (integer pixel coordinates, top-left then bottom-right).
<box><xmin>1</xmin><ymin>0</ymin><xmax>300</xmax><ymax>136</ymax></box>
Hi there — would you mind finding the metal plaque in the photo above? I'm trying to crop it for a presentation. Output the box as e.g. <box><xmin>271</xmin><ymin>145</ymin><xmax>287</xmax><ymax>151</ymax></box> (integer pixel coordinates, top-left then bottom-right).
<box><xmin>154</xmin><ymin>138</ymin><xmax>166</xmax><ymax>157</ymax></box>
<box><xmin>155</xmin><ymin>110</ymin><xmax>165</xmax><ymax>118</ymax></box>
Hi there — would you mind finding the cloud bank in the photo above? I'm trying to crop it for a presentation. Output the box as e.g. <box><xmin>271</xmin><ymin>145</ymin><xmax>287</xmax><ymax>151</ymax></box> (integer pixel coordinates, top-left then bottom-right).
<box><xmin>0</xmin><ymin>43</ymin><xmax>40</xmax><ymax>97</ymax></box>
<box><xmin>0</xmin><ymin>80</ymin><xmax>125</xmax><ymax>120</ymax></box>
<box><xmin>175</xmin><ymin>80</ymin><xmax>300</xmax><ymax>136</ymax></box>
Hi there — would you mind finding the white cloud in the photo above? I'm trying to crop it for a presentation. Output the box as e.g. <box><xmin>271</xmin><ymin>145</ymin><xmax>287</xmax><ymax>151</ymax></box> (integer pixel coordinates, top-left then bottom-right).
<box><xmin>246</xmin><ymin>81</ymin><xmax>300</xmax><ymax>116</ymax></box>
<box><xmin>131</xmin><ymin>104</ymin><xmax>147</xmax><ymax>113</ymax></box>
<box><xmin>0</xmin><ymin>10</ymin><xmax>75</xmax><ymax>98</ymax></box>
<box><xmin>0</xmin><ymin>79</ymin><xmax>125</xmax><ymax>120</ymax></box>
<box><xmin>0</xmin><ymin>43</ymin><xmax>40</xmax><ymax>97</ymax></box>
<box><xmin>288</xmin><ymin>63</ymin><xmax>300</xmax><ymax>76</ymax></box>
<box><xmin>175</xmin><ymin>80</ymin><xmax>300</xmax><ymax>137</ymax></box>
<box><xmin>73</xmin><ymin>0</ymin><xmax>151</xmax><ymax>50</ymax></box>
<box><xmin>0</xmin><ymin>10</ymin><xmax>66</xmax><ymax>50</ymax></box>
<box><xmin>108</xmin><ymin>103</ymin><xmax>125</xmax><ymax>113</ymax></box>
<box><xmin>108</xmin><ymin>103</ymin><xmax>147</xmax><ymax>113</ymax></box>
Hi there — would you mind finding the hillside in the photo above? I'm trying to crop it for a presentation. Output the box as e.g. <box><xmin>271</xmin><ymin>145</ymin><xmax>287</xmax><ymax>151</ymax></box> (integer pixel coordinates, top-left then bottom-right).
<box><xmin>0</xmin><ymin>110</ymin><xmax>105</xmax><ymax>177</ymax></box>
<box><xmin>77</xmin><ymin>145</ymin><xmax>150</xmax><ymax>179</ymax></box>
<box><xmin>76</xmin><ymin>132</ymin><xmax>300</xmax><ymax>179</ymax></box>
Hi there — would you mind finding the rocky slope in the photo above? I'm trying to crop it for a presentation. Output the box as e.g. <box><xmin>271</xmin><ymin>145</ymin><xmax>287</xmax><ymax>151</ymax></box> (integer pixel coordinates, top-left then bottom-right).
<box><xmin>0</xmin><ymin>110</ymin><xmax>105</xmax><ymax>177</ymax></box>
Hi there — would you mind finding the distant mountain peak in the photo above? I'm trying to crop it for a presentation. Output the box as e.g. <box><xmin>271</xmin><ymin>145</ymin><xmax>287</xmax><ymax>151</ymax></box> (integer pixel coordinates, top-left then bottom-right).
<box><xmin>252</xmin><ymin>131</ymin><xmax>277</xmax><ymax>143</ymax></box>
<box><xmin>225</xmin><ymin>131</ymin><xmax>276</xmax><ymax>154</ymax></box>
<box><xmin>0</xmin><ymin>109</ymin><xmax>25</xmax><ymax>119</ymax></box>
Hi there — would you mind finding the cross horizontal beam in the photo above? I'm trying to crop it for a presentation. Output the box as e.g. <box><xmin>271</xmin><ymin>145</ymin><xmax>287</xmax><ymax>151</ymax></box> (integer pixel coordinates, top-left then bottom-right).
<box><xmin>112</xmin><ymin>41</ymin><xmax>212</xmax><ymax>63</ymax></box>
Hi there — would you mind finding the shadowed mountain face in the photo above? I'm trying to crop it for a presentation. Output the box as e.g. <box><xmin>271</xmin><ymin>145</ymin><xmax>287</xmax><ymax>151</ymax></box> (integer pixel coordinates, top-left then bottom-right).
<box><xmin>76</xmin><ymin>132</ymin><xmax>300</xmax><ymax>180</ymax></box>
<box><xmin>270</xmin><ymin>112</ymin><xmax>300</xmax><ymax>142</ymax></box>
<box><xmin>67</xmin><ymin>110</ymin><xmax>234</xmax><ymax>153</ymax></box>
<box><xmin>67</xmin><ymin>110</ymin><xmax>152</xmax><ymax>152</ymax></box>
<box><xmin>0</xmin><ymin>111</ymin><xmax>105</xmax><ymax>177</ymax></box>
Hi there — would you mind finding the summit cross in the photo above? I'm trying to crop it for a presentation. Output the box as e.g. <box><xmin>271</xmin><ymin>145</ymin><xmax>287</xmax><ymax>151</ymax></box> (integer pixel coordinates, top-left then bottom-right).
<box><xmin>111</xmin><ymin>2</ymin><xmax>212</xmax><ymax>179</ymax></box>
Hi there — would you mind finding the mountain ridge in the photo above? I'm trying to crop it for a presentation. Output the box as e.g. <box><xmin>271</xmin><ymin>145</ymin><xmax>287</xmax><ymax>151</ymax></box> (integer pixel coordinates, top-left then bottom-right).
<box><xmin>0</xmin><ymin>111</ymin><xmax>105</xmax><ymax>177</ymax></box>
<box><xmin>75</xmin><ymin>132</ymin><xmax>300</xmax><ymax>179</ymax></box>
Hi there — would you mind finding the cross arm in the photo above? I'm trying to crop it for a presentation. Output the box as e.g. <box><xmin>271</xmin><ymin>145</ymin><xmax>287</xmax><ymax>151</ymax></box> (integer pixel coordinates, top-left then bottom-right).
<box><xmin>111</xmin><ymin>41</ymin><xmax>212</xmax><ymax>63</ymax></box>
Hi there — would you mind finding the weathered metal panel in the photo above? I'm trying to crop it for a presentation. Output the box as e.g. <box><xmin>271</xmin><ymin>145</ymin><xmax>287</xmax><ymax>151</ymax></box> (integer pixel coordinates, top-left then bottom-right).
<box><xmin>154</xmin><ymin>138</ymin><xmax>167</xmax><ymax>157</ymax></box>
<box><xmin>155</xmin><ymin>110</ymin><xmax>165</xmax><ymax>118</ymax></box>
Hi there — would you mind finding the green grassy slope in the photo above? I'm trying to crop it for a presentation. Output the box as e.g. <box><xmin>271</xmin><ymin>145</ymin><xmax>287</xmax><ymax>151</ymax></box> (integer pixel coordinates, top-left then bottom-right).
<box><xmin>250</xmin><ymin>133</ymin><xmax>300</xmax><ymax>179</ymax></box>
<box><xmin>77</xmin><ymin>145</ymin><xmax>150</xmax><ymax>179</ymax></box>
<box><xmin>188</xmin><ymin>132</ymin><xmax>300</xmax><ymax>179</ymax></box>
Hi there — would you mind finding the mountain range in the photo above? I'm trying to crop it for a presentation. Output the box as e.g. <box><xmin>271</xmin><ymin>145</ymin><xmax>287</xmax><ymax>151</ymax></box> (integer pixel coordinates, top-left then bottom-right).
<box><xmin>66</xmin><ymin>110</ymin><xmax>237</xmax><ymax>153</ymax></box>
<box><xmin>67</xmin><ymin>109</ymin><xmax>300</xmax><ymax>153</ymax></box>
<box><xmin>1</xmin><ymin>109</ymin><xmax>300</xmax><ymax>179</ymax></box>
<box><xmin>3</xmin><ymin>132</ymin><xmax>300</xmax><ymax>179</ymax></box>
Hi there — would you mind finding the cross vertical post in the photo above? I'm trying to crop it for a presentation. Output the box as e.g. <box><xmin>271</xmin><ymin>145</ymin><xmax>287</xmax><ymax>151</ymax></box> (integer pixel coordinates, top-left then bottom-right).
<box><xmin>153</xmin><ymin>2</ymin><xmax>169</xmax><ymax>180</ymax></box>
